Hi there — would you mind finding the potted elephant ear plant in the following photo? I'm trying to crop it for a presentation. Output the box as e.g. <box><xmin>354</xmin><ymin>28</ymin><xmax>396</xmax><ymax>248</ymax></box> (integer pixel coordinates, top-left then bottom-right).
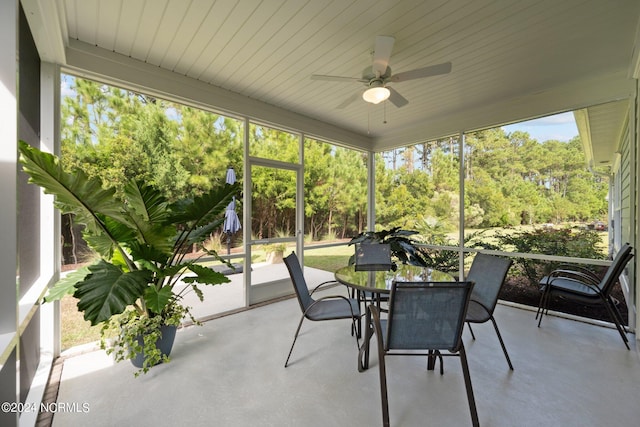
<box><xmin>19</xmin><ymin>141</ymin><xmax>240</xmax><ymax>375</ymax></box>
<box><xmin>348</xmin><ymin>227</ymin><xmax>430</xmax><ymax>269</ymax></box>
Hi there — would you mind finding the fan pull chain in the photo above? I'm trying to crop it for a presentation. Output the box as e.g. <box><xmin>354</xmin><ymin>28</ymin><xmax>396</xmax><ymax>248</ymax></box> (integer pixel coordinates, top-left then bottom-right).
<box><xmin>383</xmin><ymin>101</ymin><xmax>387</xmax><ymax>124</ymax></box>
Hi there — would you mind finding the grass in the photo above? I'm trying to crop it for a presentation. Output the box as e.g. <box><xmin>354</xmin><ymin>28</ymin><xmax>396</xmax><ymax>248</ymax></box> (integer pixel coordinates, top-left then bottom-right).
<box><xmin>60</xmin><ymin>295</ymin><xmax>103</xmax><ymax>350</ymax></box>
<box><xmin>59</xmin><ymin>245</ymin><xmax>354</xmax><ymax>350</ymax></box>
<box><xmin>302</xmin><ymin>245</ymin><xmax>352</xmax><ymax>272</ymax></box>
<box><xmin>58</xmin><ymin>228</ymin><xmax>608</xmax><ymax>350</ymax></box>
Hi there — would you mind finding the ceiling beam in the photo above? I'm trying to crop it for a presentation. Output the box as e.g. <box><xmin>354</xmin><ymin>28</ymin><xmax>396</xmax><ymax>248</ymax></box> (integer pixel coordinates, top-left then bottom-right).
<box><xmin>372</xmin><ymin>70</ymin><xmax>636</xmax><ymax>151</ymax></box>
<box><xmin>63</xmin><ymin>40</ymin><xmax>373</xmax><ymax>151</ymax></box>
<box><xmin>21</xmin><ymin>0</ymin><xmax>66</xmax><ymax>64</ymax></box>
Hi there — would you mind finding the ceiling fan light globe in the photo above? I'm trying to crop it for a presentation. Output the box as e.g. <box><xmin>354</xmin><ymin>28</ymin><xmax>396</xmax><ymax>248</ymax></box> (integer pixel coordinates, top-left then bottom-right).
<box><xmin>363</xmin><ymin>87</ymin><xmax>390</xmax><ymax>104</ymax></box>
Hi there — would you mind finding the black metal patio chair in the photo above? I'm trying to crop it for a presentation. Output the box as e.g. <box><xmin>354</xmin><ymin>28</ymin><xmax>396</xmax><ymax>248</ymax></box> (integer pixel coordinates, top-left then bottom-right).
<box><xmin>536</xmin><ymin>243</ymin><xmax>634</xmax><ymax>349</ymax></box>
<box><xmin>367</xmin><ymin>280</ymin><xmax>479</xmax><ymax>427</ymax></box>
<box><xmin>283</xmin><ymin>252</ymin><xmax>361</xmax><ymax>367</ymax></box>
<box><xmin>465</xmin><ymin>253</ymin><xmax>514</xmax><ymax>369</ymax></box>
<box><xmin>352</xmin><ymin>242</ymin><xmax>392</xmax><ymax>311</ymax></box>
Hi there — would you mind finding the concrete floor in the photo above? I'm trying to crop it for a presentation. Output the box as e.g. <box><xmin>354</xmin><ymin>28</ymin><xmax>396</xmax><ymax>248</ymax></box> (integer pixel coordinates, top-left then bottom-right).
<box><xmin>50</xmin><ymin>268</ymin><xmax>640</xmax><ymax>427</ymax></box>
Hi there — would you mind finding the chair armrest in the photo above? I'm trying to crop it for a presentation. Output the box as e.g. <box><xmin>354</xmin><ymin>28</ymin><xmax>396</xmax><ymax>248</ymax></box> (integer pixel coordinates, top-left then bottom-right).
<box><xmin>554</xmin><ymin>264</ymin><xmax>601</xmax><ymax>282</ymax></box>
<box><xmin>546</xmin><ymin>275</ymin><xmax>602</xmax><ymax>294</ymax></box>
<box><xmin>547</xmin><ymin>269</ymin><xmax>600</xmax><ymax>286</ymax></box>
<box><xmin>309</xmin><ymin>280</ymin><xmax>341</xmax><ymax>295</ymax></box>
<box><xmin>302</xmin><ymin>294</ymin><xmax>360</xmax><ymax>318</ymax></box>
<box><xmin>368</xmin><ymin>304</ymin><xmax>385</xmax><ymax>348</ymax></box>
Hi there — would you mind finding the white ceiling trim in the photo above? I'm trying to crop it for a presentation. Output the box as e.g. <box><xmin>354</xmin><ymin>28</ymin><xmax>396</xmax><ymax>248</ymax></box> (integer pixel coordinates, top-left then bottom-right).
<box><xmin>63</xmin><ymin>39</ymin><xmax>373</xmax><ymax>151</ymax></box>
<box><xmin>372</xmin><ymin>70</ymin><xmax>636</xmax><ymax>151</ymax></box>
<box><xmin>21</xmin><ymin>0</ymin><xmax>67</xmax><ymax>64</ymax></box>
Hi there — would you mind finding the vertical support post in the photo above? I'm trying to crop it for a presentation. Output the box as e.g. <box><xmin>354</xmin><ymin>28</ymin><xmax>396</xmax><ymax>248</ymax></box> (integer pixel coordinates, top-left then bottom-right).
<box><xmin>242</xmin><ymin>118</ymin><xmax>250</xmax><ymax>308</ymax></box>
<box><xmin>458</xmin><ymin>131</ymin><xmax>466</xmax><ymax>278</ymax></box>
<box><xmin>40</xmin><ymin>62</ymin><xmax>61</xmax><ymax>358</ymax></box>
<box><xmin>367</xmin><ymin>149</ymin><xmax>376</xmax><ymax>231</ymax></box>
<box><xmin>0</xmin><ymin>1</ymin><xmax>19</xmax><ymax>425</ymax></box>
<box><xmin>297</xmin><ymin>133</ymin><xmax>305</xmax><ymax>263</ymax></box>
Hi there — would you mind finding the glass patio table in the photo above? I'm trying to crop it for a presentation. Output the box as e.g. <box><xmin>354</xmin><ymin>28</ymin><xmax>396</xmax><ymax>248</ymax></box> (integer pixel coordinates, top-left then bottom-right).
<box><xmin>334</xmin><ymin>264</ymin><xmax>455</xmax><ymax>371</ymax></box>
<box><xmin>334</xmin><ymin>264</ymin><xmax>453</xmax><ymax>294</ymax></box>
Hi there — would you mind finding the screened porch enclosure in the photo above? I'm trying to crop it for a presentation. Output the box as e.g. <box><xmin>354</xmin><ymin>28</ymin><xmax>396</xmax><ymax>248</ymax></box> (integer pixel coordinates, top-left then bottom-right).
<box><xmin>3</xmin><ymin>1</ymin><xmax>640</xmax><ymax>427</ymax></box>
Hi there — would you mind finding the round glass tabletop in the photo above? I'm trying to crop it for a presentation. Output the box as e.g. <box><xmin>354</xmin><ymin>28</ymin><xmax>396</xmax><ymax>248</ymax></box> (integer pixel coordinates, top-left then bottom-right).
<box><xmin>334</xmin><ymin>264</ymin><xmax>454</xmax><ymax>293</ymax></box>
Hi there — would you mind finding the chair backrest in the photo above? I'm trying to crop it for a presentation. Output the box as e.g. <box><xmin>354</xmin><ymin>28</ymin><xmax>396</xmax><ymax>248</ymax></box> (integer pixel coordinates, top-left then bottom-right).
<box><xmin>465</xmin><ymin>253</ymin><xmax>513</xmax><ymax>314</ymax></box>
<box><xmin>355</xmin><ymin>242</ymin><xmax>393</xmax><ymax>271</ymax></box>
<box><xmin>599</xmin><ymin>243</ymin><xmax>634</xmax><ymax>295</ymax></box>
<box><xmin>386</xmin><ymin>281</ymin><xmax>474</xmax><ymax>352</ymax></box>
<box><xmin>284</xmin><ymin>252</ymin><xmax>313</xmax><ymax>313</ymax></box>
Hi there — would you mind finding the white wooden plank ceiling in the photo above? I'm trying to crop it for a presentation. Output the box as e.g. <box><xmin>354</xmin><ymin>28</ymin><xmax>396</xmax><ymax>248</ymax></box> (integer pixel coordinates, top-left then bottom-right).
<box><xmin>27</xmin><ymin>0</ymin><xmax>640</xmax><ymax>160</ymax></box>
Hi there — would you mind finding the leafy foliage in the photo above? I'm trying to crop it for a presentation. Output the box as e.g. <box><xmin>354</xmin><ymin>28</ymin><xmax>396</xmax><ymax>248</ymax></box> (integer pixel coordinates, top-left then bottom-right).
<box><xmin>101</xmin><ymin>303</ymin><xmax>195</xmax><ymax>376</ymax></box>
<box><xmin>19</xmin><ymin>141</ymin><xmax>239</xmax><ymax>330</ymax></box>
<box><xmin>493</xmin><ymin>227</ymin><xmax>606</xmax><ymax>285</ymax></box>
<box><xmin>59</xmin><ymin>76</ymin><xmax>607</xmax><ymax>254</ymax></box>
<box><xmin>348</xmin><ymin>227</ymin><xmax>429</xmax><ymax>268</ymax></box>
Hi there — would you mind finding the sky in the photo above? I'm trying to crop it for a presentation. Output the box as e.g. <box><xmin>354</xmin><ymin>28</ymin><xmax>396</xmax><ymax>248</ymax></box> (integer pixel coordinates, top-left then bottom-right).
<box><xmin>502</xmin><ymin>111</ymin><xmax>578</xmax><ymax>142</ymax></box>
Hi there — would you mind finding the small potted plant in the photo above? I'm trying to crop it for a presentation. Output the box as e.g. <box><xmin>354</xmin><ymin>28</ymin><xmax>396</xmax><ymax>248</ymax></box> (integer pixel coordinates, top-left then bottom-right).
<box><xmin>19</xmin><ymin>141</ymin><xmax>239</xmax><ymax>375</ymax></box>
<box><xmin>262</xmin><ymin>242</ymin><xmax>287</xmax><ymax>264</ymax></box>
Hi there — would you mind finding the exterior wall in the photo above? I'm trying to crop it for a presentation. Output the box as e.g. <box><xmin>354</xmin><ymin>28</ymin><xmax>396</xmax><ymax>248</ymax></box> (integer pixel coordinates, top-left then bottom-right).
<box><xmin>0</xmin><ymin>0</ymin><xmax>20</xmax><ymax>425</ymax></box>
<box><xmin>0</xmin><ymin>3</ymin><xmax>56</xmax><ymax>427</ymax></box>
<box><xmin>613</xmin><ymin>116</ymin><xmax>637</xmax><ymax>332</ymax></box>
<box><xmin>629</xmin><ymin>75</ymin><xmax>640</xmax><ymax>336</ymax></box>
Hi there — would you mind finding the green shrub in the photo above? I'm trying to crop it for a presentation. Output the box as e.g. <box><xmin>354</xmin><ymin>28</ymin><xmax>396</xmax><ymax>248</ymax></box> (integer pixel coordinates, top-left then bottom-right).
<box><xmin>418</xmin><ymin>230</ymin><xmax>498</xmax><ymax>274</ymax></box>
<box><xmin>494</xmin><ymin>227</ymin><xmax>606</xmax><ymax>285</ymax></box>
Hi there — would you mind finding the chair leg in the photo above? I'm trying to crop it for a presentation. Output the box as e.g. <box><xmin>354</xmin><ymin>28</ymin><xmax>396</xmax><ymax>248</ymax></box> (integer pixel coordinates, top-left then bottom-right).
<box><xmin>467</xmin><ymin>322</ymin><xmax>476</xmax><ymax>340</ymax></box>
<box><xmin>535</xmin><ymin>286</ymin><xmax>546</xmax><ymax>320</ymax></box>
<box><xmin>608</xmin><ymin>296</ymin><xmax>630</xmax><ymax>333</ymax></box>
<box><xmin>350</xmin><ymin>315</ymin><xmax>361</xmax><ymax>350</ymax></box>
<box><xmin>351</xmin><ymin>288</ymin><xmax>361</xmax><ymax>338</ymax></box>
<box><xmin>603</xmin><ymin>298</ymin><xmax>630</xmax><ymax>350</ymax></box>
<box><xmin>378</xmin><ymin>353</ymin><xmax>390</xmax><ymax>427</ymax></box>
<box><xmin>537</xmin><ymin>287</ymin><xmax>551</xmax><ymax>327</ymax></box>
<box><xmin>284</xmin><ymin>315</ymin><xmax>306</xmax><ymax>367</ymax></box>
<box><xmin>358</xmin><ymin>308</ymin><xmax>374</xmax><ymax>372</ymax></box>
<box><xmin>459</xmin><ymin>345</ymin><xmax>480</xmax><ymax>427</ymax></box>
<box><xmin>490</xmin><ymin>316</ymin><xmax>514</xmax><ymax>370</ymax></box>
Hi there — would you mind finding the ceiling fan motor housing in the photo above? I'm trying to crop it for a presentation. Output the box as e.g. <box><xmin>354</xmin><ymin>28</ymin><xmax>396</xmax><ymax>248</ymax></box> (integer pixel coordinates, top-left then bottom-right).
<box><xmin>362</xmin><ymin>65</ymin><xmax>393</xmax><ymax>83</ymax></box>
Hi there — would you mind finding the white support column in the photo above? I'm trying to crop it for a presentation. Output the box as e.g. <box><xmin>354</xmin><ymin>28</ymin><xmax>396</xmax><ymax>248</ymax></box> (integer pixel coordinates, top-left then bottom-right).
<box><xmin>458</xmin><ymin>132</ymin><xmax>466</xmax><ymax>277</ymax></box>
<box><xmin>242</xmin><ymin>118</ymin><xmax>250</xmax><ymax>308</ymax></box>
<box><xmin>0</xmin><ymin>1</ymin><xmax>19</xmax><ymax>426</ymax></box>
<box><xmin>39</xmin><ymin>62</ymin><xmax>61</xmax><ymax>357</ymax></box>
<box><xmin>633</xmin><ymin>79</ymin><xmax>639</xmax><ymax>337</ymax></box>
<box><xmin>297</xmin><ymin>134</ymin><xmax>305</xmax><ymax>262</ymax></box>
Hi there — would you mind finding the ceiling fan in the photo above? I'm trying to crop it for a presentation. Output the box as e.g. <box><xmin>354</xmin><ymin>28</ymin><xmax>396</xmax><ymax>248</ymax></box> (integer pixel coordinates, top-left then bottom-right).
<box><xmin>311</xmin><ymin>35</ymin><xmax>451</xmax><ymax>109</ymax></box>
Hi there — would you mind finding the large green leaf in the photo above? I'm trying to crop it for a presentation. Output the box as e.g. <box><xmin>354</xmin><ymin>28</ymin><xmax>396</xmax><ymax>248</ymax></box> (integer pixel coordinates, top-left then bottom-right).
<box><xmin>74</xmin><ymin>260</ymin><xmax>152</xmax><ymax>325</ymax></box>
<box><xmin>182</xmin><ymin>263</ymin><xmax>230</xmax><ymax>285</ymax></box>
<box><xmin>19</xmin><ymin>141</ymin><xmax>135</xmax><ymax>265</ymax></box>
<box><xmin>18</xmin><ymin>141</ymin><xmax>126</xmax><ymax>228</ymax></box>
<box><xmin>123</xmin><ymin>179</ymin><xmax>170</xmax><ymax>223</ymax></box>
<box><xmin>44</xmin><ymin>266</ymin><xmax>91</xmax><ymax>302</ymax></box>
<box><xmin>127</xmin><ymin>241</ymin><xmax>172</xmax><ymax>267</ymax></box>
<box><xmin>168</xmin><ymin>183</ymin><xmax>238</xmax><ymax>255</ymax></box>
<box><xmin>184</xmin><ymin>218</ymin><xmax>225</xmax><ymax>246</ymax></box>
<box><xmin>143</xmin><ymin>286</ymin><xmax>174</xmax><ymax>315</ymax></box>
<box><xmin>169</xmin><ymin>183</ymin><xmax>238</xmax><ymax>227</ymax></box>
<box><xmin>121</xmin><ymin>180</ymin><xmax>175</xmax><ymax>254</ymax></box>
<box><xmin>83</xmin><ymin>215</ymin><xmax>137</xmax><ymax>260</ymax></box>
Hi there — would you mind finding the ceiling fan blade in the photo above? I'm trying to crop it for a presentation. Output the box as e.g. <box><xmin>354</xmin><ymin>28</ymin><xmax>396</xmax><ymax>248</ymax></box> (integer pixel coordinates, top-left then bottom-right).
<box><xmin>390</xmin><ymin>61</ymin><xmax>452</xmax><ymax>82</ymax></box>
<box><xmin>387</xmin><ymin>86</ymin><xmax>409</xmax><ymax>108</ymax></box>
<box><xmin>336</xmin><ymin>91</ymin><xmax>361</xmax><ymax>109</ymax></box>
<box><xmin>311</xmin><ymin>74</ymin><xmax>360</xmax><ymax>82</ymax></box>
<box><xmin>372</xmin><ymin>35</ymin><xmax>395</xmax><ymax>76</ymax></box>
